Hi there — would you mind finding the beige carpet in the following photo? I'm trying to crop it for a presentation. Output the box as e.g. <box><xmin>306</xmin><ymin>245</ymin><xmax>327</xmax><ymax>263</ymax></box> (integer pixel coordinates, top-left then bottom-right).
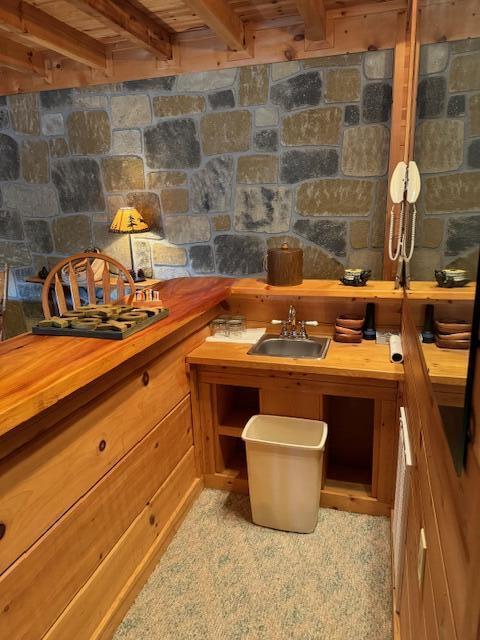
<box><xmin>113</xmin><ymin>489</ymin><xmax>392</xmax><ymax>640</ymax></box>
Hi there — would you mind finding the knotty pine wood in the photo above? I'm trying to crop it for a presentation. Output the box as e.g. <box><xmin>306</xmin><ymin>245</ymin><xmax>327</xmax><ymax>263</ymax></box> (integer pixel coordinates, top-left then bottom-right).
<box><xmin>227</xmin><ymin>279</ymin><xmax>403</xmax><ymax>327</ymax></box>
<box><xmin>230</xmin><ymin>278</ymin><xmax>403</xmax><ymax>300</ymax></box>
<box><xmin>44</xmin><ymin>449</ymin><xmax>201</xmax><ymax>640</ymax></box>
<box><xmin>407</xmin><ymin>281</ymin><xmax>476</xmax><ymax>303</ymax></box>
<box><xmin>187</xmin><ymin>338</ymin><xmax>404</xmax><ymax>382</ymax></box>
<box><xmin>0</xmin><ymin>1</ymin><xmax>405</xmax><ymax>94</ymax></box>
<box><xmin>260</xmin><ymin>388</ymin><xmax>321</xmax><ymax>419</ymax></box>
<box><xmin>400</xmin><ymin>294</ymin><xmax>480</xmax><ymax>639</ymax></box>
<box><xmin>0</xmin><ymin>326</ymin><xmax>204</xmax><ymax>575</ymax></box>
<box><xmin>0</xmin><ymin>397</ymin><xmax>193</xmax><ymax>640</ymax></box>
<box><xmin>0</xmin><ymin>276</ymin><xmax>231</xmax><ymax>437</ymax></box>
<box><xmin>191</xmin><ymin>360</ymin><xmax>400</xmax><ymax>516</ymax></box>
<box><xmin>382</xmin><ymin>5</ymin><xmax>419</xmax><ymax>280</ymax></box>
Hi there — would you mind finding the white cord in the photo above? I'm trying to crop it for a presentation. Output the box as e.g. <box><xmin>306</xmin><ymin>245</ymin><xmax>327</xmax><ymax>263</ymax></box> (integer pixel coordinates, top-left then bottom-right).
<box><xmin>403</xmin><ymin>203</ymin><xmax>416</xmax><ymax>263</ymax></box>
<box><xmin>388</xmin><ymin>202</ymin><xmax>404</xmax><ymax>261</ymax></box>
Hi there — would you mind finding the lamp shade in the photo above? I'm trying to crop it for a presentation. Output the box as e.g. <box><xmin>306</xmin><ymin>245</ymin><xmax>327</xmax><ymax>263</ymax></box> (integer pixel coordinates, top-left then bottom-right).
<box><xmin>109</xmin><ymin>207</ymin><xmax>150</xmax><ymax>234</ymax></box>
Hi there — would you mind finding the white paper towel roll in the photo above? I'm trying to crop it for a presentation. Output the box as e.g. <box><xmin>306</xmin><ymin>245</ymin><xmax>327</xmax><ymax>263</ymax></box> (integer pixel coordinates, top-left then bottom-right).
<box><xmin>390</xmin><ymin>335</ymin><xmax>404</xmax><ymax>363</ymax></box>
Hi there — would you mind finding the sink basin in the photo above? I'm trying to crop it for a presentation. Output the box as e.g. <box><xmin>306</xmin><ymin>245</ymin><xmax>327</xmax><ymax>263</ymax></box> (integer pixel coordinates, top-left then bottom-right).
<box><xmin>247</xmin><ymin>334</ymin><xmax>330</xmax><ymax>359</ymax></box>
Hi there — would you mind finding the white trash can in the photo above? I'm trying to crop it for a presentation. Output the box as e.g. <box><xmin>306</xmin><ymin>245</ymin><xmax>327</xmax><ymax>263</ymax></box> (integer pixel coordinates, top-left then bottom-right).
<box><xmin>241</xmin><ymin>414</ymin><xmax>328</xmax><ymax>533</ymax></box>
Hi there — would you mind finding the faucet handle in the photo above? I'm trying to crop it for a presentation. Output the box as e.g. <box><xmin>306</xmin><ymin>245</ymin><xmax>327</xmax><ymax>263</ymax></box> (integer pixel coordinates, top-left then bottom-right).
<box><xmin>298</xmin><ymin>321</ymin><xmax>308</xmax><ymax>339</ymax></box>
<box><xmin>304</xmin><ymin>321</ymin><xmax>318</xmax><ymax>327</ymax></box>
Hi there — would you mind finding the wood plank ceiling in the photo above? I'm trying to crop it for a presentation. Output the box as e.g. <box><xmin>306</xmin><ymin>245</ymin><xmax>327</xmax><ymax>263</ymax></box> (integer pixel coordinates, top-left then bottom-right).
<box><xmin>0</xmin><ymin>0</ymin><xmax>392</xmax><ymax>88</ymax></box>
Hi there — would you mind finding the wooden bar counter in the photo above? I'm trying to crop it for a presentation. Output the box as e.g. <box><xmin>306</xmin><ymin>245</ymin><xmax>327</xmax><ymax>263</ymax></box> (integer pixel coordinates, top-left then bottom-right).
<box><xmin>0</xmin><ymin>276</ymin><xmax>232</xmax><ymax>437</ymax></box>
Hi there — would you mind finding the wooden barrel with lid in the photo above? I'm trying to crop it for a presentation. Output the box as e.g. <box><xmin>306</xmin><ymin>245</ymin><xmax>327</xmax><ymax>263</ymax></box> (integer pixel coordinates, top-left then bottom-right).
<box><xmin>266</xmin><ymin>243</ymin><xmax>303</xmax><ymax>286</ymax></box>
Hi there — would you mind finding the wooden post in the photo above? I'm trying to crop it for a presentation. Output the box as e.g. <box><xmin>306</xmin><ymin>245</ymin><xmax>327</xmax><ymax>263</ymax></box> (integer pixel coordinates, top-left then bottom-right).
<box><xmin>382</xmin><ymin>1</ymin><xmax>420</xmax><ymax>280</ymax></box>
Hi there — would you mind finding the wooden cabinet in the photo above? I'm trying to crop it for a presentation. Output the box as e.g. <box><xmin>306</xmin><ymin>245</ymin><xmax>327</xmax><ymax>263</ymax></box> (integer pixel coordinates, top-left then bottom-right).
<box><xmin>0</xmin><ymin>327</ymin><xmax>208</xmax><ymax>640</ymax></box>
<box><xmin>190</xmin><ymin>365</ymin><xmax>399</xmax><ymax>517</ymax></box>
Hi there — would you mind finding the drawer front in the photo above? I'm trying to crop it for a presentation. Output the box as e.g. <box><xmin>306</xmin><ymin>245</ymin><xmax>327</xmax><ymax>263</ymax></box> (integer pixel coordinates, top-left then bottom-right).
<box><xmin>0</xmin><ymin>329</ymin><xmax>203</xmax><ymax>575</ymax></box>
<box><xmin>0</xmin><ymin>397</ymin><xmax>193</xmax><ymax>640</ymax></box>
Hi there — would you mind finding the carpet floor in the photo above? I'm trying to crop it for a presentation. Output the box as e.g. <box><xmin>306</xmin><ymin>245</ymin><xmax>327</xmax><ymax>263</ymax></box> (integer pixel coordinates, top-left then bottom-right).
<box><xmin>113</xmin><ymin>489</ymin><xmax>392</xmax><ymax>640</ymax></box>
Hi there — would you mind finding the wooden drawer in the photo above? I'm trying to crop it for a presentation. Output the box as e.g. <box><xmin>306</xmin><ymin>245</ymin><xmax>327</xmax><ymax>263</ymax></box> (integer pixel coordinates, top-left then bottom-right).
<box><xmin>0</xmin><ymin>329</ymin><xmax>202</xmax><ymax>575</ymax></box>
<box><xmin>0</xmin><ymin>396</ymin><xmax>194</xmax><ymax>640</ymax></box>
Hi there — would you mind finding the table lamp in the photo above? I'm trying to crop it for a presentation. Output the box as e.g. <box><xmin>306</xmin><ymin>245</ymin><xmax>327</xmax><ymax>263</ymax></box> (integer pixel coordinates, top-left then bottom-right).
<box><xmin>109</xmin><ymin>207</ymin><xmax>149</xmax><ymax>282</ymax></box>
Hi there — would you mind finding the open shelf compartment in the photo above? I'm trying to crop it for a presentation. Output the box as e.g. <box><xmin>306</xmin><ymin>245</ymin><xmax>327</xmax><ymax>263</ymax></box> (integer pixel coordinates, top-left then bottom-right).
<box><xmin>215</xmin><ymin>385</ymin><xmax>259</xmax><ymax>438</ymax></box>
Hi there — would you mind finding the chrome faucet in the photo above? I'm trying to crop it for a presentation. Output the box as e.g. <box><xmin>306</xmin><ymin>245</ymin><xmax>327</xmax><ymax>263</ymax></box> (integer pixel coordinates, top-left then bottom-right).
<box><xmin>277</xmin><ymin>306</ymin><xmax>313</xmax><ymax>339</ymax></box>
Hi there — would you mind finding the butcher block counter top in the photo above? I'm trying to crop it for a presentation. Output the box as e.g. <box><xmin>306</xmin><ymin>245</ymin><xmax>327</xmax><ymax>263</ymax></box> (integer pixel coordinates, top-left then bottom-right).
<box><xmin>187</xmin><ymin>337</ymin><xmax>404</xmax><ymax>383</ymax></box>
<box><xmin>0</xmin><ymin>277</ymin><xmax>232</xmax><ymax>437</ymax></box>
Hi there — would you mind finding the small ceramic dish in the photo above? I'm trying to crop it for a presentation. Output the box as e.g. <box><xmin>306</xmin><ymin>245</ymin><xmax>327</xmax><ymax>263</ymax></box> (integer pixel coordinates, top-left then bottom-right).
<box><xmin>436</xmin><ymin>331</ymin><xmax>471</xmax><ymax>341</ymax></box>
<box><xmin>334</xmin><ymin>333</ymin><xmax>363</xmax><ymax>343</ymax></box>
<box><xmin>435</xmin><ymin>320</ymin><xmax>472</xmax><ymax>334</ymax></box>
<box><xmin>334</xmin><ymin>324</ymin><xmax>363</xmax><ymax>336</ymax></box>
<box><xmin>435</xmin><ymin>269</ymin><xmax>470</xmax><ymax>288</ymax></box>
<box><xmin>436</xmin><ymin>337</ymin><xmax>471</xmax><ymax>350</ymax></box>
<box><xmin>336</xmin><ymin>315</ymin><xmax>365</xmax><ymax>329</ymax></box>
<box><xmin>340</xmin><ymin>269</ymin><xmax>372</xmax><ymax>287</ymax></box>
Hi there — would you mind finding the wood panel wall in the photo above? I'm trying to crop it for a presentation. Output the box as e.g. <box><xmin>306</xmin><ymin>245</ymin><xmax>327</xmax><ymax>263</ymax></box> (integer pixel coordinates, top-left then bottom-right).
<box><xmin>399</xmin><ymin>296</ymin><xmax>480</xmax><ymax>640</ymax></box>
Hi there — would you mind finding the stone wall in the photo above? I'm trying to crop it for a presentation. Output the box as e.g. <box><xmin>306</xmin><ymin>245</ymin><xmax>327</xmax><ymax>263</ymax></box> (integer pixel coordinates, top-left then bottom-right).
<box><xmin>413</xmin><ymin>37</ymin><xmax>480</xmax><ymax>279</ymax></box>
<box><xmin>0</xmin><ymin>50</ymin><xmax>394</xmax><ymax>332</ymax></box>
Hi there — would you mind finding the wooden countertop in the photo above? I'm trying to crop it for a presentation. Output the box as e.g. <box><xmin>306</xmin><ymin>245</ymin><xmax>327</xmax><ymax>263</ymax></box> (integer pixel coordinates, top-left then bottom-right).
<box><xmin>407</xmin><ymin>281</ymin><xmax>476</xmax><ymax>303</ymax></box>
<box><xmin>0</xmin><ymin>277</ymin><xmax>407</xmax><ymax>437</ymax></box>
<box><xmin>187</xmin><ymin>336</ymin><xmax>404</xmax><ymax>382</ymax></box>
<box><xmin>0</xmin><ymin>277</ymin><xmax>232</xmax><ymax>437</ymax></box>
<box><xmin>422</xmin><ymin>343</ymin><xmax>468</xmax><ymax>387</ymax></box>
<box><xmin>231</xmin><ymin>278</ymin><xmax>403</xmax><ymax>301</ymax></box>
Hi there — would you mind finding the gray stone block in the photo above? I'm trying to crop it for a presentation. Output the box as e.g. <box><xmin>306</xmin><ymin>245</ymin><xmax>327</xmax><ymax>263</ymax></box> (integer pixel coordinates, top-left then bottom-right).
<box><xmin>189</xmin><ymin>245</ymin><xmax>214</xmax><ymax>273</ymax></box>
<box><xmin>144</xmin><ymin>119</ymin><xmax>201</xmax><ymax>169</ymax></box>
<box><xmin>214</xmin><ymin>235</ymin><xmax>265</xmax><ymax>275</ymax></box>
<box><xmin>40</xmin><ymin>89</ymin><xmax>73</xmax><ymax>110</ymax></box>
<box><xmin>23</xmin><ymin>219</ymin><xmax>53</xmax><ymax>253</ymax></box>
<box><xmin>293</xmin><ymin>219</ymin><xmax>347</xmax><ymax>256</ymax></box>
<box><xmin>52</xmin><ymin>157</ymin><xmax>105</xmax><ymax>212</ymax></box>
<box><xmin>270</xmin><ymin>72</ymin><xmax>322</xmax><ymax>111</ymax></box>
<box><xmin>446</xmin><ymin>215</ymin><xmax>480</xmax><ymax>255</ymax></box>
<box><xmin>0</xmin><ymin>210</ymin><xmax>24</xmax><ymax>240</ymax></box>
<box><xmin>0</xmin><ymin>134</ymin><xmax>19</xmax><ymax>181</ymax></box>
<box><xmin>191</xmin><ymin>156</ymin><xmax>233</xmax><ymax>213</ymax></box>
<box><xmin>123</xmin><ymin>77</ymin><xmax>175</xmax><ymax>92</ymax></box>
<box><xmin>254</xmin><ymin>129</ymin><xmax>278</xmax><ymax>152</ymax></box>
<box><xmin>417</xmin><ymin>76</ymin><xmax>446</xmax><ymax>119</ymax></box>
<box><xmin>362</xmin><ymin>83</ymin><xmax>392</xmax><ymax>123</ymax></box>
<box><xmin>234</xmin><ymin>186</ymin><xmax>291</xmax><ymax>233</ymax></box>
<box><xmin>208</xmin><ymin>90</ymin><xmax>235</xmax><ymax>110</ymax></box>
<box><xmin>280</xmin><ymin>149</ymin><xmax>338</xmax><ymax>183</ymax></box>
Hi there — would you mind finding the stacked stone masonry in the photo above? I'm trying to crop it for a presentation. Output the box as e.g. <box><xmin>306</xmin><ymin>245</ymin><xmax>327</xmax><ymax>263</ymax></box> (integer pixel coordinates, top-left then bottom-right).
<box><xmin>0</xmin><ymin>51</ymin><xmax>396</xmax><ymax>318</ymax></box>
<box><xmin>413</xmin><ymin>38</ymin><xmax>480</xmax><ymax>280</ymax></box>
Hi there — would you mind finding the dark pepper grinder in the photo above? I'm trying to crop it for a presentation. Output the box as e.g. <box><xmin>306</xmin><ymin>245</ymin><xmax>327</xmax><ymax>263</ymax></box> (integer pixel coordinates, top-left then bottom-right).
<box><xmin>363</xmin><ymin>303</ymin><xmax>376</xmax><ymax>340</ymax></box>
<box><xmin>422</xmin><ymin>304</ymin><xmax>435</xmax><ymax>343</ymax></box>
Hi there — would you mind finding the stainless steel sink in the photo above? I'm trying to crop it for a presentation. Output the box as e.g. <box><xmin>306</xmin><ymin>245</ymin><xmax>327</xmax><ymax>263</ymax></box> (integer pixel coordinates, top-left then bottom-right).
<box><xmin>247</xmin><ymin>334</ymin><xmax>330</xmax><ymax>359</ymax></box>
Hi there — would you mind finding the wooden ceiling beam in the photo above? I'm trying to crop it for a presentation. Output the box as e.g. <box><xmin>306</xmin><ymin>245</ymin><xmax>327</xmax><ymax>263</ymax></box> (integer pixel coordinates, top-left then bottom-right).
<box><xmin>0</xmin><ymin>0</ymin><xmax>106</xmax><ymax>69</ymax></box>
<box><xmin>182</xmin><ymin>0</ymin><xmax>246</xmax><ymax>52</ymax></box>
<box><xmin>295</xmin><ymin>0</ymin><xmax>326</xmax><ymax>41</ymax></box>
<box><xmin>0</xmin><ymin>38</ymin><xmax>47</xmax><ymax>76</ymax></box>
<box><xmin>68</xmin><ymin>0</ymin><xmax>172</xmax><ymax>60</ymax></box>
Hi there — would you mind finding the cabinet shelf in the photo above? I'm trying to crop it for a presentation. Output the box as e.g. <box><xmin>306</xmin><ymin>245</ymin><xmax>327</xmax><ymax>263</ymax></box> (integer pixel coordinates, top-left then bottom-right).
<box><xmin>218</xmin><ymin>407</ymin><xmax>254</xmax><ymax>437</ymax></box>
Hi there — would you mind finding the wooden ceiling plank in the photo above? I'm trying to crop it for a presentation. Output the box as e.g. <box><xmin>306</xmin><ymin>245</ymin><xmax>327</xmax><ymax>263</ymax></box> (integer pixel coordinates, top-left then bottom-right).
<box><xmin>182</xmin><ymin>0</ymin><xmax>246</xmax><ymax>51</ymax></box>
<box><xmin>295</xmin><ymin>0</ymin><xmax>326</xmax><ymax>41</ymax></box>
<box><xmin>0</xmin><ymin>0</ymin><xmax>106</xmax><ymax>69</ymax></box>
<box><xmin>68</xmin><ymin>0</ymin><xmax>172</xmax><ymax>60</ymax></box>
<box><xmin>0</xmin><ymin>38</ymin><xmax>46</xmax><ymax>76</ymax></box>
